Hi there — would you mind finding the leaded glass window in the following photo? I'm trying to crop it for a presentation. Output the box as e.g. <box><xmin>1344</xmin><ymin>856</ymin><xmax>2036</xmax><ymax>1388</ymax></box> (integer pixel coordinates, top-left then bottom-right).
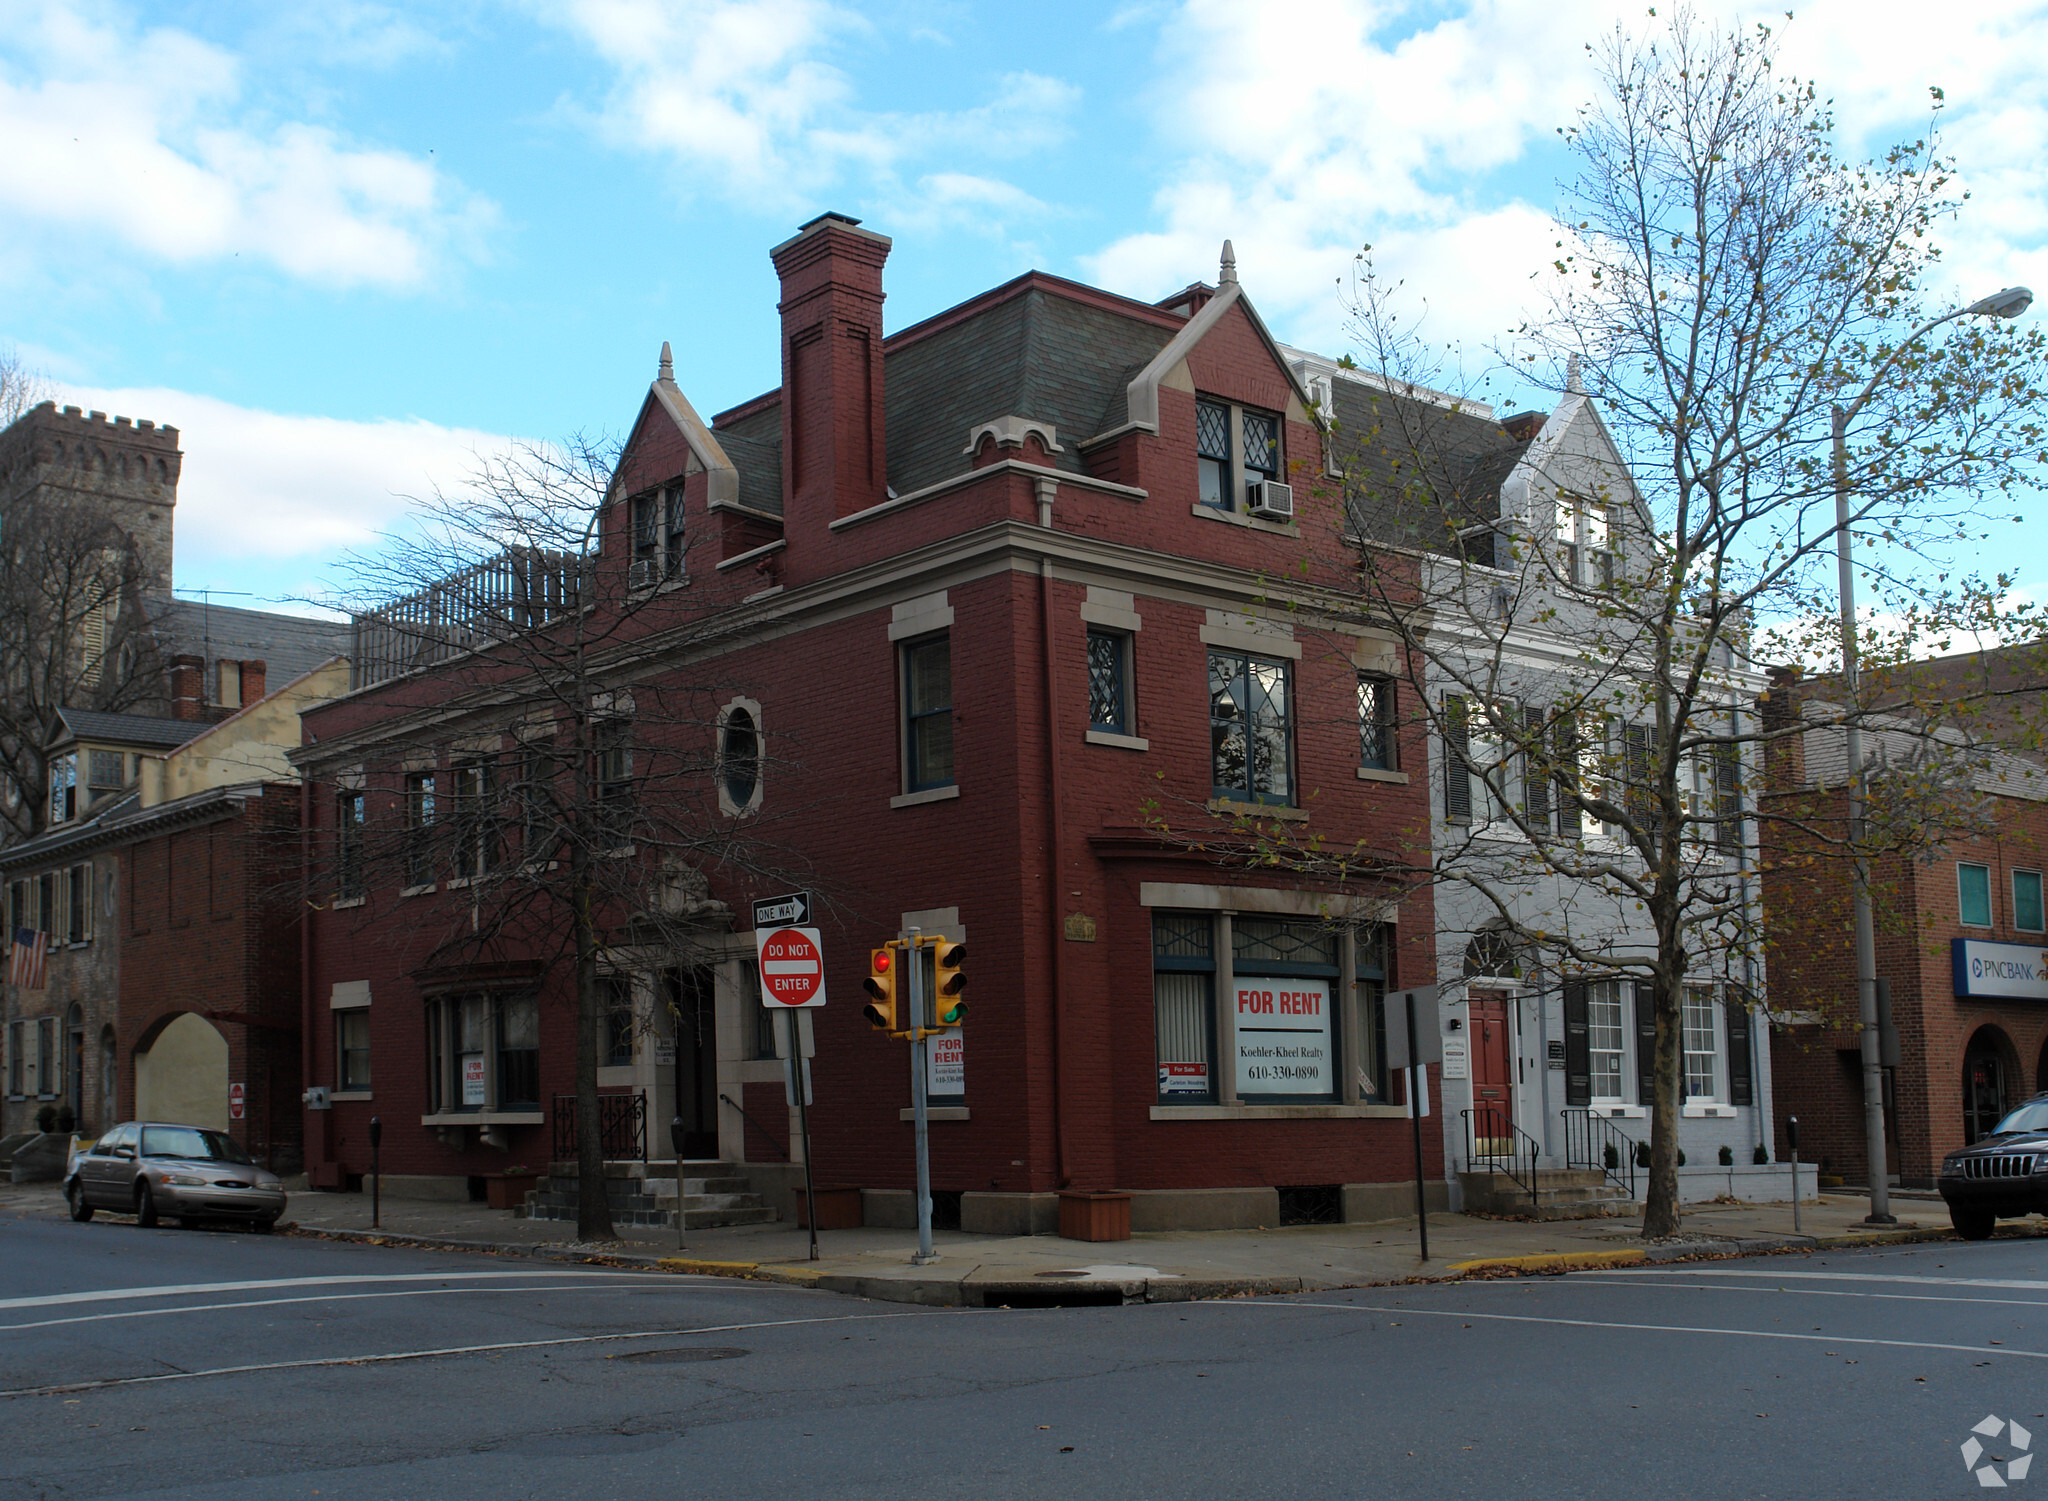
<box><xmin>1209</xmin><ymin>650</ymin><xmax>1292</xmax><ymax>805</ymax></box>
<box><xmin>1358</xmin><ymin>675</ymin><xmax>1394</xmax><ymax>770</ymax></box>
<box><xmin>1197</xmin><ymin>399</ymin><xmax>1231</xmax><ymax>508</ymax></box>
<box><xmin>1232</xmin><ymin>917</ymin><xmax>1337</xmax><ymax>968</ymax></box>
<box><xmin>1087</xmin><ymin>630</ymin><xmax>1128</xmax><ymax>733</ymax></box>
<box><xmin>1241</xmin><ymin>409</ymin><xmax>1277</xmax><ymax>479</ymax></box>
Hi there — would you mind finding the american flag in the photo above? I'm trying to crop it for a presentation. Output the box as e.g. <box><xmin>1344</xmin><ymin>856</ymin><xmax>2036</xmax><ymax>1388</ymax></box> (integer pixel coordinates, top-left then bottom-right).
<box><xmin>9</xmin><ymin>928</ymin><xmax>47</xmax><ymax>991</ymax></box>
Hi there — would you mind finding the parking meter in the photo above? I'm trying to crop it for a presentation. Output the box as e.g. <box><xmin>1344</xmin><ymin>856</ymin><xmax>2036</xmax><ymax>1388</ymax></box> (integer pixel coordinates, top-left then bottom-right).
<box><xmin>670</xmin><ymin>1118</ymin><xmax>687</xmax><ymax>1251</ymax></box>
<box><xmin>1786</xmin><ymin>1115</ymin><xmax>1801</xmax><ymax>1234</ymax></box>
<box><xmin>368</xmin><ymin>1116</ymin><xmax>382</xmax><ymax>1229</ymax></box>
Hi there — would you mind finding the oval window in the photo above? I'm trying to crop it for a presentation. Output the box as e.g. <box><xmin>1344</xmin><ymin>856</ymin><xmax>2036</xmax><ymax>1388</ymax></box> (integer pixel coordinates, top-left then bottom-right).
<box><xmin>722</xmin><ymin>708</ymin><xmax>759</xmax><ymax>809</ymax></box>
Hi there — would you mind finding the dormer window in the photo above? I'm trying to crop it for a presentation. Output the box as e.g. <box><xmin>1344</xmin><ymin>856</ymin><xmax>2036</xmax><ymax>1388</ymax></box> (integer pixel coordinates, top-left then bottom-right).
<box><xmin>629</xmin><ymin>483</ymin><xmax>686</xmax><ymax>590</ymax></box>
<box><xmin>1196</xmin><ymin>398</ymin><xmax>1284</xmax><ymax>513</ymax></box>
<box><xmin>87</xmin><ymin>750</ymin><xmax>124</xmax><ymax>805</ymax></box>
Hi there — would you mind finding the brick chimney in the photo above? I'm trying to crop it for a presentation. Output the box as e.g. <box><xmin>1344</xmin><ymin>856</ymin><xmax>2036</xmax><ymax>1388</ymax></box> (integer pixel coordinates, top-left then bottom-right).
<box><xmin>169</xmin><ymin>654</ymin><xmax>206</xmax><ymax>720</ymax></box>
<box><xmin>1761</xmin><ymin>664</ymin><xmax>1806</xmax><ymax>791</ymax></box>
<box><xmin>771</xmin><ymin>212</ymin><xmax>891</xmax><ymax>521</ymax></box>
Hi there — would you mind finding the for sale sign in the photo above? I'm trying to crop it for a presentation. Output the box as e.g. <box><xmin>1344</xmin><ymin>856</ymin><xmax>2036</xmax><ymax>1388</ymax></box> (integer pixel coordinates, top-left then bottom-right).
<box><xmin>1234</xmin><ymin>979</ymin><xmax>1333</xmax><ymax>1095</ymax></box>
<box><xmin>756</xmin><ymin>926</ymin><xmax>827</xmax><ymax>1008</ymax></box>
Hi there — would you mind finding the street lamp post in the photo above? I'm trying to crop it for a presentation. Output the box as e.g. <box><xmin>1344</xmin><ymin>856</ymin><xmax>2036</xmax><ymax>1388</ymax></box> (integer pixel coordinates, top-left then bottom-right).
<box><xmin>1831</xmin><ymin>285</ymin><xmax>2031</xmax><ymax>1226</ymax></box>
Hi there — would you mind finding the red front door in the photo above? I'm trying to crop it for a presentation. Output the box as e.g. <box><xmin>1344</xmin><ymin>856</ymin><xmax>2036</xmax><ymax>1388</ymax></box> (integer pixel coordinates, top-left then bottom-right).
<box><xmin>1470</xmin><ymin>992</ymin><xmax>1514</xmax><ymax>1141</ymax></box>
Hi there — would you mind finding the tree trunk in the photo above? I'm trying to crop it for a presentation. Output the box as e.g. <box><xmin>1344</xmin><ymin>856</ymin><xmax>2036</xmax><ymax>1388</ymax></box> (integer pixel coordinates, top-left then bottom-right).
<box><xmin>572</xmin><ymin>853</ymin><xmax>614</xmax><ymax>1242</ymax></box>
<box><xmin>1643</xmin><ymin>974</ymin><xmax>1683</xmax><ymax>1237</ymax></box>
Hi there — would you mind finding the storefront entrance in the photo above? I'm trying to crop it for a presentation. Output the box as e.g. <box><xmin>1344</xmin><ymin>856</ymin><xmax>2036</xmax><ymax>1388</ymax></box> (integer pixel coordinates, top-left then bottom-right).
<box><xmin>1964</xmin><ymin>1029</ymin><xmax>2014</xmax><ymax>1144</ymax></box>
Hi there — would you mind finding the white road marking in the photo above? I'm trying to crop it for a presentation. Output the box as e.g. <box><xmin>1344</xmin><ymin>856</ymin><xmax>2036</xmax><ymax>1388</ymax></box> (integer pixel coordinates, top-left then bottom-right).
<box><xmin>1525</xmin><ymin>1279</ymin><xmax>2048</xmax><ymax>1311</ymax></box>
<box><xmin>1235</xmin><ymin>1299</ymin><xmax>2048</xmax><ymax>1359</ymax></box>
<box><xmin>0</xmin><ymin>1284</ymin><xmax>638</xmax><ymax>1333</ymax></box>
<box><xmin>1594</xmin><ymin>1268</ymin><xmax>2048</xmax><ymax>1291</ymax></box>
<box><xmin>0</xmin><ymin>1269</ymin><xmax>684</xmax><ymax>1313</ymax></box>
<box><xmin>0</xmin><ymin>1312</ymin><xmax>924</xmax><ymax>1400</ymax></box>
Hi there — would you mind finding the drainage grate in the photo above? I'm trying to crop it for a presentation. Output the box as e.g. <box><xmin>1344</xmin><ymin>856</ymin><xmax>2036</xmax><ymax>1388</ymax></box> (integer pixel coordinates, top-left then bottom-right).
<box><xmin>1277</xmin><ymin>1184</ymin><xmax>1342</xmax><ymax>1226</ymax></box>
<box><xmin>612</xmin><ymin>1347</ymin><xmax>749</xmax><ymax>1364</ymax></box>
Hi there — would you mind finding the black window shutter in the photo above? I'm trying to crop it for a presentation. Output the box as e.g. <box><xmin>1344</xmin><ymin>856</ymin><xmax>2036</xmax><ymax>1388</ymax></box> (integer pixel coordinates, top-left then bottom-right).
<box><xmin>1634</xmin><ymin>982</ymin><xmax>1659</xmax><ymax>1107</ymax></box>
<box><xmin>1563</xmin><ymin>982</ymin><xmax>1590</xmax><ymax>1107</ymax></box>
<box><xmin>1524</xmin><ymin>705</ymin><xmax>1550</xmax><ymax>831</ymax></box>
<box><xmin>1555</xmin><ymin>714</ymin><xmax>1582</xmax><ymax>837</ymax></box>
<box><xmin>1443</xmin><ymin>695</ymin><xmax>1472</xmax><ymax>821</ymax></box>
<box><xmin>1725</xmin><ymin>989</ymin><xmax>1754</xmax><ymax>1106</ymax></box>
<box><xmin>1714</xmin><ymin>740</ymin><xmax>1742</xmax><ymax>853</ymax></box>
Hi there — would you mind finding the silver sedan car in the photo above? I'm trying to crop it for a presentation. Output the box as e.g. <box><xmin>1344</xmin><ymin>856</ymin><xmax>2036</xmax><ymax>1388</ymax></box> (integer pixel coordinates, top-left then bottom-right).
<box><xmin>65</xmin><ymin>1121</ymin><xmax>287</xmax><ymax>1230</ymax></box>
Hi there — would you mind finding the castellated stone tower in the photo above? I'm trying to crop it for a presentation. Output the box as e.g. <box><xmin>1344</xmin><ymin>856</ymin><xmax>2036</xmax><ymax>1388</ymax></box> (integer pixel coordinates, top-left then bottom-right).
<box><xmin>0</xmin><ymin>400</ymin><xmax>181</xmax><ymax>592</ymax></box>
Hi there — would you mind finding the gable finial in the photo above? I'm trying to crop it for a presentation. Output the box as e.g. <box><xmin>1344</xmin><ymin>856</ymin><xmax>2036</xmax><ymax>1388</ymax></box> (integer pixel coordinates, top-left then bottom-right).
<box><xmin>659</xmin><ymin>341</ymin><xmax>674</xmax><ymax>381</ymax></box>
<box><xmin>1566</xmin><ymin>353</ymin><xmax>1584</xmax><ymax>394</ymax></box>
<box><xmin>1219</xmin><ymin>239</ymin><xmax>1238</xmax><ymax>285</ymax></box>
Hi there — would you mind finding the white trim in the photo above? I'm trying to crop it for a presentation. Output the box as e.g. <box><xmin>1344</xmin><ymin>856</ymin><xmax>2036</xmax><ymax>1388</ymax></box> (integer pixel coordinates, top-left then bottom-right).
<box><xmin>1079</xmin><ymin>587</ymin><xmax>1142</xmax><ymax>633</ymax></box>
<box><xmin>1199</xmin><ymin>612</ymin><xmax>1300</xmax><ymax>660</ymax></box>
<box><xmin>329</xmin><ymin>981</ymin><xmax>371</xmax><ymax>1011</ymax></box>
<box><xmin>888</xmin><ymin>591</ymin><xmax>953</xmax><ymax>642</ymax></box>
<box><xmin>716</xmin><ymin>696</ymin><xmax>766</xmax><ymax>818</ymax></box>
<box><xmin>890</xmin><ymin>785</ymin><xmax>959</xmax><ymax>809</ymax></box>
<box><xmin>715</xmin><ymin>538</ymin><xmax>787</xmax><ymax>573</ymax></box>
<box><xmin>962</xmin><ymin>417</ymin><xmax>1062</xmax><ymax>456</ymax></box>
<box><xmin>646</xmin><ymin>377</ymin><xmax>739</xmax><ymax>510</ymax></box>
<box><xmin>1356</xmin><ymin>768</ymin><xmax>1410</xmax><ymax>785</ymax></box>
<box><xmin>1191</xmin><ymin>503</ymin><xmax>1298</xmax><ymax>538</ymax></box>
<box><xmin>1086</xmin><ymin>730</ymin><xmax>1149</xmax><ymax>751</ymax></box>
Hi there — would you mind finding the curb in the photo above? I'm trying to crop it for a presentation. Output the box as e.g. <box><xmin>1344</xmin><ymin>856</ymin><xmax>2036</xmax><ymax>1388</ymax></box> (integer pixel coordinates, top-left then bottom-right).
<box><xmin>1446</xmin><ymin>1248</ymin><xmax>1648</xmax><ymax>1275</ymax></box>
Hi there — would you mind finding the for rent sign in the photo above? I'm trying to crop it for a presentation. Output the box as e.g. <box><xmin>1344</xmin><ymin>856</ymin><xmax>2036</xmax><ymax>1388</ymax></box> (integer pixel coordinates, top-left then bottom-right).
<box><xmin>1953</xmin><ymin>938</ymin><xmax>2048</xmax><ymax>1000</ymax></box>
<box><xmin>1235</xmin><ymin>979</ymin><xmax>1332</xmax><ymax>1095</ymax></box>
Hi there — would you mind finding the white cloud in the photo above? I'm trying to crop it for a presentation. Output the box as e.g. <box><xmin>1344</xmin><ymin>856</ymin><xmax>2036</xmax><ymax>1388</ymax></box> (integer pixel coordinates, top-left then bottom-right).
<box><xmin>1090</xmin><ymin>0</ymin><xmax>2048</xmax><ymax>368</ymax></box>
<box><xmin>62</xmin><ymin>385</ymin><xmax>526</xmax><ymax>601</ymax></box>
<box><xmin>553</xmin><ymin>0</ymin><xmax>1078</xmax><ymax>209</ymax></box>
<box><xmin>0</xmin><ymin>3</ymin><xmax>494</xmax><ymax>289</ymax></box>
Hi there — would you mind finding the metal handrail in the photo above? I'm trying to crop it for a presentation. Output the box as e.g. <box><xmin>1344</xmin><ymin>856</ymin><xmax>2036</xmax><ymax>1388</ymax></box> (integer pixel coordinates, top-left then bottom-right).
<box><xmin>718</xmin><ymin>1092</ymin><xmax>789</xmax><ymax>1161</ymax></box>
<box><xmin>1461</xmin><ymin>1106</ymin><xmax>1543</xmax><ymax>1211</ymax></box>
<box><xmin>1560</xmin><ymin>1107</ymin><xmax>1638</xmax><ymax>1199</ymax></box>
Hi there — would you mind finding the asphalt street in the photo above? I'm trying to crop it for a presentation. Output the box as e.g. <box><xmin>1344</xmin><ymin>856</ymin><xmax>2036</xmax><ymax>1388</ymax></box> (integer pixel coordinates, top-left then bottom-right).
<box><xmin>1</xmin><ymin>1207</ymin><xmax>2043</xmax><ymax>1499</ymax></box>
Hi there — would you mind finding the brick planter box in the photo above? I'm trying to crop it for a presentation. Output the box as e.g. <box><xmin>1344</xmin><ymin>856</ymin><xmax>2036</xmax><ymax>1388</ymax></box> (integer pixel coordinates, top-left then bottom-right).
<box><xmin>795</xmin><ymin>1185</ymin><xmax>863</xmax><ymax>1230</ymax></box>
<box><xmin>484</xmin><ymin>1174</ymin><xmax>537</xmax><ymax>1211</ymax></box>
<box><xmin>1058</xmin><ymin>1191</ymin><xmax>1132</xmax><ymax>1243</ymax></box>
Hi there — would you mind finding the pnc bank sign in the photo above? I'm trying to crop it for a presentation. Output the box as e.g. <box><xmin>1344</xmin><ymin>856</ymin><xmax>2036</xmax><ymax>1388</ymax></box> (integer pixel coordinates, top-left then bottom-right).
<box><xmin>1953</xmin><ymin>938</ymin><xmax>2048</xmax><ymax>1001</ymax></box>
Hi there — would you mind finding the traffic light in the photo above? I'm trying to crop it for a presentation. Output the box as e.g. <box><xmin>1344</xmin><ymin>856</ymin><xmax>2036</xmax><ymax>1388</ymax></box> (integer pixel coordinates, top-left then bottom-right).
<box><xmin>861</xmin><ymin>944</ymin><xmax>901</xmax><ymax>1033</ymax></box>
<box><xmin>930</xmin><ymin>938</ymin><xmax>967</xmax><ymax>1028</ymax></box>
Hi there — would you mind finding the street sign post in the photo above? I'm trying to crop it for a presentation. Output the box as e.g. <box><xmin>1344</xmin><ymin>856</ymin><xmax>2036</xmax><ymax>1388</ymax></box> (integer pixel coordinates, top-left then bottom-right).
<box><xmin>772</xmin><ymin>1004</ymin><xmax>823</xmax><ymax>1261</ymax></box>
<box><xmin>757</xmin><ymin>927</ymin><xmax>827</xmax><ymax>1009</ymax></box>
<box><xmin>1384</xmin><ymin>986</ymin><xmax>1441</xmax><ymax>1261</ymax></box>
<box><xmin>752</xmin><ymin>891</ymin><xmax>813</xmax><ymax>929</ymax></box>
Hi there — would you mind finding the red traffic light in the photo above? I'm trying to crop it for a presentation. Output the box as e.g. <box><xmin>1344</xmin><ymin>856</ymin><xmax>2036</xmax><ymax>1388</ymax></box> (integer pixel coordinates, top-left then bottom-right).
<box><xmin>873</xmin><ymin>949</ymin><xmax>892</xmax><ymax>972</ymax></box>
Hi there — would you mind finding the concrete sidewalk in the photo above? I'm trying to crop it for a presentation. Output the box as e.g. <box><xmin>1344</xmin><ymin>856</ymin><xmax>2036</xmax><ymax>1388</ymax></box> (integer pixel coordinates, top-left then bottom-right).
<box><xmin>4</xmin><ymin>1180</ymin><xmax>2009</xmax><ymax>1306</ymax></box>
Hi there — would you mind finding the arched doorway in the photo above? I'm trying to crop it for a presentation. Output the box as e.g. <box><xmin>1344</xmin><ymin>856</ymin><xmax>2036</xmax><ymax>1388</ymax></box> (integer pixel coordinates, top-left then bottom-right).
<box><xmin>134</xmin><ymin>1013</ymin><xmax>230</xmax><ymax>1130</ymax></box>
<box><xmin>1964</xmin><ymin>1026</ymin><xmax>2020</xmax><ymax>1143</ymax></box>
<box><xmin>1463</xmin><ymin>927</ymin><xmax>1522</xmax><ymax>1153</ymax></box>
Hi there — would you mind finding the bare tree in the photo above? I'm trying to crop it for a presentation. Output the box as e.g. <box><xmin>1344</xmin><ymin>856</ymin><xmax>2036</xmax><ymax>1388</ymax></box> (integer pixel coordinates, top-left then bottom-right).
<box><xmin>1171</xmin><ymin>11</ymin><xmax>2046</xmax><ymax>1237</ymax></box>
<box><xmin>309</xmin><ymin>433</ymin><xmax>811</xmax><ymax>1241</ymax></box>
<box><xmin>0</xmin><ymin>344</ymin><xmax>50</xmax><ymax>430</ymax></box>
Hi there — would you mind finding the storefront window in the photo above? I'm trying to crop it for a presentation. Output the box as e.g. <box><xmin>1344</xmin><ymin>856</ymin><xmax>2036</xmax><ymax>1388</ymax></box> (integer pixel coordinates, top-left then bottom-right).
<box><xmin>1153</xmin><ymin>913</ymin><xmax>1215</xmax><ymax>1102</ymax></box>
<box><xmin>1232</xmin><ymin>918</ymin><xmax>1338</xmax><ymax>1100</ymax></box>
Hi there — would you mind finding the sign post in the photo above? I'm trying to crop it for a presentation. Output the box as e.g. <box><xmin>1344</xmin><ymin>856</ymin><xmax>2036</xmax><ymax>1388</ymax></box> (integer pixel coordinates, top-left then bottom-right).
<box><xmin>907</xmin><ymin>928</ymin><xmax>937</xmax><ymax>1266</ymax></box>
<box><xmin>1385</xmin><ymin>986</ymin><xmax>1442</xmax><ymax>1261</ymax></box>
<box><xmin>756</xmin><ymin>894</ymin><xmax>824</xmax><ymax>1260</ymax></box>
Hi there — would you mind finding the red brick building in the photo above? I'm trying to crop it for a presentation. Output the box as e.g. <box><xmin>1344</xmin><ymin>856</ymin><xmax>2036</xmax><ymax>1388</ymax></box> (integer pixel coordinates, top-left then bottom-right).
<box><xmin>1763</xmin><ymin>668</ymin><xmax>2048</xmax><ymax>1187</ymax></box>
<box><xmin>295</xmin><ymin>216</ymin><xmax>1457</xmax><ymax>1229</ymax></box>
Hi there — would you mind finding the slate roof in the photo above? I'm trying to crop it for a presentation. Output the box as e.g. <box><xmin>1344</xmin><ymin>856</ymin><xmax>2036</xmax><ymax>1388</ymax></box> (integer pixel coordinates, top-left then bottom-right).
<box><xmin>52</xmin><ymin>709</ymin><xmax>207</xmax><ymax>751</ymax></box>
<box><xmin>1327</xmin><ymin>376</ymin><xmax>1529</xmax><ymax>554</ymax></box>
<box><xmin>0</xmin><ymin>784</ymin><xmax>264</xmax><ymax>873</ymax></box>
<box><xmin>717</xmin><ymin>431</ymin><xmax>783</xmax><ymax>518</ymax></box>
<box><xmin>150</xmin><ymin>598</ymin><xmax>352</xmax><ymax>685</ymax></box>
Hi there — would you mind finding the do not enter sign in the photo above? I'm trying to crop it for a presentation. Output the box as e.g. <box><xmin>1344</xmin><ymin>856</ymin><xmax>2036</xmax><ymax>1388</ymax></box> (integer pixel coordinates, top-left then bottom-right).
<box><xmin>757</xmin><ymin>926</ymin><xmax>826</xmax><ymax>1008</ymax></box>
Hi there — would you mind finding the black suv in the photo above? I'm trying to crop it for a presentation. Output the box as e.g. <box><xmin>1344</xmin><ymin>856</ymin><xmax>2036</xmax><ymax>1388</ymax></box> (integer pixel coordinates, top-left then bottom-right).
<box><xmin>1940</xmin><ymin>1094</ymin><xmax>2048</xmax><ymax>1239</ymax></box>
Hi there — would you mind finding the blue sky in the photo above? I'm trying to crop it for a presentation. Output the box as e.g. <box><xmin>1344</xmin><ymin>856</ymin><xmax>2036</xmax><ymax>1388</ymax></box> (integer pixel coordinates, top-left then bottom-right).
<box><xmin>2</xmin><ymin>0</ymin><xmax>2043</xmax><ymax>614</ymax></box>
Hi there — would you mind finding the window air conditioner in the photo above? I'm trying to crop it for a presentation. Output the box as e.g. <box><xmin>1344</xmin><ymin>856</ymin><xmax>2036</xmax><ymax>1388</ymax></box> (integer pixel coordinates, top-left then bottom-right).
<box><xmin>1247</xmin><ymin>480</ymin><xmax>1293</xmax><ymax>519</ymax></box>
<box><xmin>629</xmin><ymin>558</ymin><xmax>658</xmax><ymax>591</ymax></box>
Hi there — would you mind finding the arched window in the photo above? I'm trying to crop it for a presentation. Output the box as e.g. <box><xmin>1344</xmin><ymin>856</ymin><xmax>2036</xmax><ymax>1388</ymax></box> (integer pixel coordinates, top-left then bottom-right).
<box><xmin>722</xmin><ymin>708</ymin><xmax>759</xmax><ymax>811</ymax></box>
<box><xmin>1463</xmin><ymin>925</ymin><xmax>1521</xmax><ymax>979</ymax></box>
<box><xmin>717</xmin><ymin>698</ymin><xmax>763</xmax><ymax>817</ymax></box>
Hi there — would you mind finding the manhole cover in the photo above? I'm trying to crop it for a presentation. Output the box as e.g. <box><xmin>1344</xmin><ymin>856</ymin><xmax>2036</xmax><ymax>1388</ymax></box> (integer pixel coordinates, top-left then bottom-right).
<box><xmin>613</xmin><ymin>1347</ymin><xmax>749</xmax><ymax>1364</ymax></box>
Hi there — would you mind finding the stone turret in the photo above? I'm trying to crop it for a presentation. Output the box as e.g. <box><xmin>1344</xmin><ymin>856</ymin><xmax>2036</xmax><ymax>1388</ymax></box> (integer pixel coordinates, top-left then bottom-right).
<box><xmin>0</xmin><ymin>401</ymin><xmax>181</xmax><ymax>592</ymax></box>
